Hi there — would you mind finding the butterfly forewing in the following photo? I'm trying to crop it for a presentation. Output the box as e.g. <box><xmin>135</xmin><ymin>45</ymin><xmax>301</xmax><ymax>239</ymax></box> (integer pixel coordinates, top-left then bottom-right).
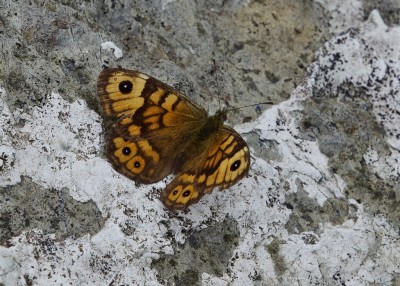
<box><xmin>97</xmin><ymin>68</ymin><xmax>207</xmax><ymax>183</ymax></box>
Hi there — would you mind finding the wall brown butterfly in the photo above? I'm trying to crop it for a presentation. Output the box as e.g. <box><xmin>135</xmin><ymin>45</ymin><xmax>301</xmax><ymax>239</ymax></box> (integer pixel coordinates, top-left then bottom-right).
<box><xmin>97</xmin><ymin>68</ymin><xmax>250</xmax><ymax>210</ymax></box>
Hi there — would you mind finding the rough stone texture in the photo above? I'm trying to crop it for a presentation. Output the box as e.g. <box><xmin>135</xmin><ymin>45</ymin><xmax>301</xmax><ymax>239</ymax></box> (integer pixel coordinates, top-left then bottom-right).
<box><xmin>153</xmin><ymin>218</ymin><xmax>239</xmax><ymax>285</ymax></box>
<box><xmin>0</xmin><ymin>177</ymin><xmax>105</xmax><ymax>244</ymax></box>
<box><xmin>0</xmin><ymin>0</ymin><xmax>399</xmax><ymax>285</ymax></box>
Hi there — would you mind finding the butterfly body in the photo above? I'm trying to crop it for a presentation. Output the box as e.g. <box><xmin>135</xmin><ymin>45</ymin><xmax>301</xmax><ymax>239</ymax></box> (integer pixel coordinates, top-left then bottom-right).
<box><xmin>97</xmin><ymin>68</ymin><xmax>250</xmax><ymax>210</ymax></box>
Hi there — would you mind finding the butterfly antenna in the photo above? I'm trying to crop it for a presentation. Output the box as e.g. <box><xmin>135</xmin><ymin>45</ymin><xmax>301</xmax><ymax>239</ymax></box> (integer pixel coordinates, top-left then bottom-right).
<box><xmin>212</xmin><ymin>59</ymin><xmax>222</xmax><ymax>111</ymax></box>
<box><xmin>225</xmin><ymin>101</ymin><xmax>275</xmax><ymax>112</ymax></box>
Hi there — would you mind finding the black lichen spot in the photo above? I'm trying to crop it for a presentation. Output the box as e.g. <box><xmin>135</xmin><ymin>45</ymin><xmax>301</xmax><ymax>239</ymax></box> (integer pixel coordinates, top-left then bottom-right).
<box><xmin>119</xmin><ymin>80</ymin><xmax>133</xmax><ymax>94</ymax></box>
<box><xmin>230</xmin><ymin>160</ymin><xmax>241</xmax><ymax>171</ymax></box>
<box><xmin>122</xmin><ymin>147</ymin><xmax>131</xmax><ymax>155</ymax></box>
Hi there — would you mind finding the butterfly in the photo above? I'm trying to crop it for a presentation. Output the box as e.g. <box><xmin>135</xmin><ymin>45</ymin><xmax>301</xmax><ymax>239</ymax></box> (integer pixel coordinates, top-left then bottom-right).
<box><xmin>97</xmin><ymin>68</ymin><xmax>250</xmax><ymax>210</ymax></box>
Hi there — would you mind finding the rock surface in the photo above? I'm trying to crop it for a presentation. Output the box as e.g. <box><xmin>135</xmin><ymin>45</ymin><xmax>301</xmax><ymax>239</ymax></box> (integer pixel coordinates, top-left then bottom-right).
<box><xmin>0</xmin><ymin>0</ymin><xmax>399</xmax><ymax>285</ymax></box>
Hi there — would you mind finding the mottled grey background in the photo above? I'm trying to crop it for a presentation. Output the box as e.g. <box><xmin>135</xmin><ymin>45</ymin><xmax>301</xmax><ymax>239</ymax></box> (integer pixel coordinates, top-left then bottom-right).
<box><xmin>1</xmin><ymin>0</ymin><xmax>399</xmax><ymax>285</ymax></box>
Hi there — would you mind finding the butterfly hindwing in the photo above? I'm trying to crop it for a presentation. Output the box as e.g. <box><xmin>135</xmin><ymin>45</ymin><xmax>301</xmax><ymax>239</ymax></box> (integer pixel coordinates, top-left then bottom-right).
<box><xmin>161</xmin><ymin>127</ymin><xmax>250</xmax><ymax>210</ymax></box>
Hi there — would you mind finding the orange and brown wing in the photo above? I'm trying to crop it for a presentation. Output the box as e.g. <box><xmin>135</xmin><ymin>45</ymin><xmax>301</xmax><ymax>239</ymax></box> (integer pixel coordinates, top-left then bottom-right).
<box><xmin>161</xmin><ymin>127</ymin><xmax>250</xmax><ymax>210</ymax></box>
<box><xmin>97</xmin><ymin>68</ymin><xmax>207</xmax><ymax>183</ymax></box>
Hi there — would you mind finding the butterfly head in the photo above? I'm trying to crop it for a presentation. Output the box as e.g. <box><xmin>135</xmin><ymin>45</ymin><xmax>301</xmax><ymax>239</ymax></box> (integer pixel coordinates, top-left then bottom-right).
<box><xmin>214</xmin><ymin>109</ymin><xmax>228</xmax><ymax>122</ymax></box>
